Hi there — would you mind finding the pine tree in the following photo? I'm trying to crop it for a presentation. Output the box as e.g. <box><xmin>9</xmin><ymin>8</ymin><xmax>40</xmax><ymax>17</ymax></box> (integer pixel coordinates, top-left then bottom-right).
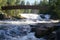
<box><xmin>20</xmin><ymin>1</ymin><xmax>25</xmax><ymax>5</ymax></box>
<box><xmin>25</xmin><ymin>1</ymin><xmax>31</xmax><ymax>13</ymax></box>
<box><xmin>34</xmin><ymin>1</ymin><xmax>38</xmax><ymax>5</ymax></box>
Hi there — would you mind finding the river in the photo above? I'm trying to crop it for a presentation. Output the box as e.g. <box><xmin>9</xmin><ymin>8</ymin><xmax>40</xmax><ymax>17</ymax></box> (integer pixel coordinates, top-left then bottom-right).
<box><xmin>0</xmin><ymin>21</ymin><xmax>46</xmax><ymax>40</ymax></box>
<box><xmin>0</xmin><ymin>14</ymin><xmax>58</xmax><ymax>40</ymax></box>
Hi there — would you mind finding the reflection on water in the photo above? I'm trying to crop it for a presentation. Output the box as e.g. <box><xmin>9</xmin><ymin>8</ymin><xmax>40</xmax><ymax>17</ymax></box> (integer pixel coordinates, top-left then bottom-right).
<box><xmin>0</xmin><ymin>24</ymin><xmax>46</xmax><ymax>40</ymax></box>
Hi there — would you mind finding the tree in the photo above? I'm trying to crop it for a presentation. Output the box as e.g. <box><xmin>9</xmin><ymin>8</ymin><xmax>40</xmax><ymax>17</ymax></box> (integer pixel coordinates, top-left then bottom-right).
<box><xmin>0</xmin><ymin>0</ymin><xmax>7</xmax><ymax>16</ymax></box>
<box><xmin>20</xmin><ymin>0</ymin><xmax>25</xmax><ymax>13</ymax></box>
<box><xmin>7</xmin><ymin>0</ymin><xmax>16</xmax><ymax>5</ymax></box>
<box><xmin>39</xmin><ymin>0</ymin><xmax>48</xmax><ymax>6</ymax></box>
<box><xmin>25</xmin><ymin>1</ymin><xmax>31</xmax><ymax>13</ymax></box>
<box><xmin>54</xmin><ymin>0</ymin><xmax>60</xmax><ymax>19</ymax></box>
<box><xmin>0</xmin><ymin>0</ymin><xmax>22</xmax><ymax>17</ymax></box>
<box><xmin>20</xmin><ymin>1</ymin><xmax>25</xmax><ymax>5</ymax></box>
<box><xmin>0</xmin><ymin>0</ymin><xmax>7</xmax><ymax>9</ymax></box>
<box><xmin>48</xmin><ymin>0</ymin><xmax>60</xmax><ymax>19</ymax></box>
<box><xmin>4</xmin><ymin>0</ymin><xmax>16</xmax><ymax>16</ymax></box>
<box><xmin>0</xmin><ymin>0</ymin><xmax>7</xmax><ymax>6</ymax></box>
<box><xmin>5</xmin><ymin>0</ymin><xmax>22</xmax><ymax>17</ymax></box>
<box><xmin>38</xmin><ymin>0</ymin><xmax>49</xmax><ymax>14</ymax></box>
<box><xmin>15</xmin><ymin>0</ymin><xmax>20</xmax><ymax>5</ymax></box>
<box><xmin>26</xmin><ymin>1</ymin><xmax>30</xmax><ymax>5</ymax></box>
<box><xmin>15</xmin><ymin>0</ymin><xmax>22</xmax><ymax>16</ymax></box>
<box><xmin>34</xmin><ymin>1</ymin><xmax>38</xmax><ymax>5</ymax></box>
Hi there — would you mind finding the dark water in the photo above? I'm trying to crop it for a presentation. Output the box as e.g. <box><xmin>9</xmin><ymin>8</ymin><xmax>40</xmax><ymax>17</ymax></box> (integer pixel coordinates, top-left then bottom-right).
<box><xmin>0</xmin><ymin>14</ymin><xmax>52</xmax><ymax>40</ymax></box>
<box><xmin>0</xmin><ymin>23</ymin><xmax>46</xmax><ymax>40</ymax></box>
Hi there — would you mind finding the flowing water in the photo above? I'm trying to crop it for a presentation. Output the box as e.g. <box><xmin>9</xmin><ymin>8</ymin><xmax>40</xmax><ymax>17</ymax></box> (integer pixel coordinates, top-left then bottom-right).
<box><xmin>0</xmin><ymin>23</ymin><xmax>46</xmax><ymax>40</ymax></box>
<box><xmin>0</xmin><ymin>14</ymin><xmax>50</xmax><ymax>40</ymax></box>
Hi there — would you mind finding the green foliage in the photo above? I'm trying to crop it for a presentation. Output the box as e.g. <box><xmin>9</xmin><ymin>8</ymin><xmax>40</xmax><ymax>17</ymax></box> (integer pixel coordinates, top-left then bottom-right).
<box><xmin>26</xmin><ymin>1</ymin><xmax>30</xmax><ymax>5</ymax></box>
<box><xmin>20</xmin><ymin>1</ymin><xmax>25</xmax><ymax>5</ymax></box>
<box><xmin>38</xmin><ymin>0</ymin><xmax>49</xmax><ymax>14</ymax></box>
<box><xmin>0</xmin><ymin>0</ymin><xmax>7</xmax><ymax>9</ymax></box>
<box><xmin>0</xmin><ymin>0</ymin><xmax>7</xmax><ymax>15</ymax></box>
<box><xmin>25</xmin><ymin>1</ymin><xmax>31</xmax><ymax>13</ymax></box>
<box><xmin>38</xmin><ymin>0</ymin><xmax>60</xmax><ymax>19</ymax></box>
<box><xmin>0</xmin><ymin>0</ymin><xmax>21</xmax><ymax>17</ymax></box>
<box><xmin>5</xmin><ymin>0</ymin><xmax>22</xmax><ymax>17</ymax></box>
<box><xmin>49</xmin><ymin>0</ymin><xmax>60</xmax><ymax>19</ymax></box>
<box><xmin>34</xmin><ymin>1</ymin><xmax>38</xmax><ymax>5</ymax></box>
<box><xmin>55</xmin><ymin>0</ymin><xmax>60</xmax><ymax>19</ymax></box>
<box><xmin>0</xmin><ymin>0</ymin><xmax>7</xmax><ymax>6</ymax></box>
<box><xmin>16</xmin><ymin>0</ymin><xmax>20</xmax><ymax>5</ymax></box>
<box><xmin>7</xmin><ymin>0</ymin><xmax>16</xmax><ymax>5</ymax></box>
<box><xmin>0</xmin><ymin>0</ymin><xmax>60</xmax><ymax>19</ymax></box>
<box><xmin>0</xmin><ymin>0</ymin><xmax>2</xmax><ymax>4</ymax></box>
<box><xmin>39</xmin><ymin>0</ymin><xmax>48</xmax><ymax>6</ymax></box>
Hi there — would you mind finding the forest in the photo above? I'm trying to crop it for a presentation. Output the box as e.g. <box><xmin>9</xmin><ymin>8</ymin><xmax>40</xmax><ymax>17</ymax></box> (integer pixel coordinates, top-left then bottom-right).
<box><xmin>0</xmin><ymin>0</ymin><xmax>60</xmax><ymax>19</ymax></box>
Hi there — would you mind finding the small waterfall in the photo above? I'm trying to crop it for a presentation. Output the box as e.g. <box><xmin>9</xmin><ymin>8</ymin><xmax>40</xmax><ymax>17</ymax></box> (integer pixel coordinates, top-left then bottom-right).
<box><xmin>0</xmin><ymin>14</ymin><xmax>50</xmax><ymax>40</ymax></box>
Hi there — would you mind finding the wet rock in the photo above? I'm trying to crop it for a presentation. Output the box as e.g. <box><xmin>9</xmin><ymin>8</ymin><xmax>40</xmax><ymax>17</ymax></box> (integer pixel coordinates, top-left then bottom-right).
<box><xmin>0</xmin><ymin>14</ymin><xmax>5</xmax><ymax>20</ymax></box>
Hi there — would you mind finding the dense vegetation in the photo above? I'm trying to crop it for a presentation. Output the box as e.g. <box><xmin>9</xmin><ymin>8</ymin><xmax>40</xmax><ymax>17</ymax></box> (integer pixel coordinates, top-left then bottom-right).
<box><xmin>0</xmin><ymin>0</ymin><xmax>60</xmax><ymax>19</ymax></box>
